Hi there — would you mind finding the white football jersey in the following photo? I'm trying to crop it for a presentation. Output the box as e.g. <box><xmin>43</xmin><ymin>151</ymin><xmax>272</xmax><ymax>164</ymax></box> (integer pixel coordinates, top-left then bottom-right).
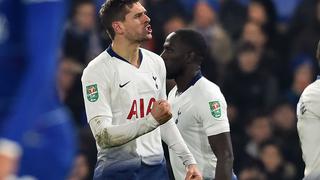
<box><xmin>168</xmin><ymin>75</ymin><xmax>230</xmax><ymax>179</ymax></box>
<box><xmin>297</xmin><ymin>77</ymin><xmax>320</xmax><ymax>180</ymax></box>
<box><xmin>82</xmin><ymin>47</ymin><xmax>166</xmax><ymax>167</ymax></box>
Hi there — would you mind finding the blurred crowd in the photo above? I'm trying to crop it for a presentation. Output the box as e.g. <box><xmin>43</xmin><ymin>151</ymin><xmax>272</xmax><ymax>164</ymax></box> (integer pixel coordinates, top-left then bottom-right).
<box><xmin>5</xmin><ymin>0</ymin><xmax>320</xmax><ymax>179</ymax></box>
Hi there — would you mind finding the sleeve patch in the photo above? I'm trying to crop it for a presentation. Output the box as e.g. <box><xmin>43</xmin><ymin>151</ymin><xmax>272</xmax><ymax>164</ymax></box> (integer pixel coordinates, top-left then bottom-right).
<box><xmin>86</xmin><ymin>84</ymin><xmax>99</xmax><ymax>102</ymax></box>
<box><xmin>209</xmin><ymin>101</ymin><xmax>221</xmax><ymax>118</ymax></box>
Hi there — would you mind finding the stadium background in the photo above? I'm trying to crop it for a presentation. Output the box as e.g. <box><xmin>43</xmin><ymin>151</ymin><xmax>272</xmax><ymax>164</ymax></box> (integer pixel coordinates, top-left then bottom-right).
<box><xmin>1</xmin><ymin>0</ymin><xmax>319</xmax><ymax>179</ymax></box>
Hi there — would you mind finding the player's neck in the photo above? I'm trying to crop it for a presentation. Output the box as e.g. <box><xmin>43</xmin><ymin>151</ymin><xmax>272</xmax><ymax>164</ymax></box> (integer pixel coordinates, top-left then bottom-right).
<box><xmin>175</xmin><ymin>68</ymin><xmax>201</xmax><ymax>94</ymax></box>
<box><xmin>111</xmin><ymin>39</ymin><xmax>141</xmax><ymax>67</ymax></box>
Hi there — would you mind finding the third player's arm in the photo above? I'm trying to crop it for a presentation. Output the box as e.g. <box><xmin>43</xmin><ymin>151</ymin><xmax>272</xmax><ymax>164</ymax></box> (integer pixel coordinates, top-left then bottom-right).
<box><xmin>208</xmin><ymin>132</ymin><xmax>234</xmax><ymax>180</ymax></box>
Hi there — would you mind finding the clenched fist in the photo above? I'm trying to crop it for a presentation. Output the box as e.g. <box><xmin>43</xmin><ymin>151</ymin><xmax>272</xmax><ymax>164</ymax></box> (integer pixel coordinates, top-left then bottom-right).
<box><xmin>151</xmin><ymin>100</ymin><xmax>172</xmax><ymax>125</ymax></box>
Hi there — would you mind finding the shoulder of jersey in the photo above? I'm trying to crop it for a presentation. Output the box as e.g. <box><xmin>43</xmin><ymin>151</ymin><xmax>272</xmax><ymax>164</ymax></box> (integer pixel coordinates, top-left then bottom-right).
<box><xmin>194</xmin><ymin>77</ymin><xmax>222</xmax><ymax>98</ymax></box>
<box><xmin>301</xmin><ymin>80</ymin><xmax>320</xmax><ymax>98</ymax></box>
<box><xmin>140</xmin><ymin>48</ymin><xmax>163</xmax><ymax>63</ymax></box>
<box><xmin>83</xmin><ymin>51</ymin><xmax>110</xmax><ymax>73</ymax></box>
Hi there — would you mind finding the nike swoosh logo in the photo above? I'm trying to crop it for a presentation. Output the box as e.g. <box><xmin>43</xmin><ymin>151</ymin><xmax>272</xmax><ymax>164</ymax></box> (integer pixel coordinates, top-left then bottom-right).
<box><xmin>119</xmin><ymin>81</ymin><xmax>130</xmax><ymax>88</ymax></box>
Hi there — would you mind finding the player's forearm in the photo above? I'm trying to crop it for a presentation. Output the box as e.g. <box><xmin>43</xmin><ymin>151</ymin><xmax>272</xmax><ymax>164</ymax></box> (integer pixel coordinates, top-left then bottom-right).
<box><xmin>89</xmin><ymin>115</ymin><xmax>159</xmax><ymax>148</ymax></box>
<box><xmin>214</xmin><ymin>154</ymin><xmax>234</xmax><ymax>180</ymax></box>
<box><xmin>160</xmin><ymin>121</ymin><xmax>197</xmax><ymax>166</ymax></box>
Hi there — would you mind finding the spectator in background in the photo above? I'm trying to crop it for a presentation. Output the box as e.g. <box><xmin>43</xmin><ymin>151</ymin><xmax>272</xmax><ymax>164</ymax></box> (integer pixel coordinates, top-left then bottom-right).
<box><xmin>244</xmin><ymin>114</ymin><xmax>273</xmax><ymax>160</ymax></box>
<box><xmin>258</xmin><ymin>141</ymin><xmax>296</xmax><ymax>180</ymax></box>
<box><xmin>57</xmin><ymin>57</ymin><xmax>86</xmax><ymax>126</ymax></box>
<box><xmin>271</xmin><ymin>100</ymin><xmax>304</xmax><ymax>178</ymax></box>
<box><xmin>222</xmin><ymin>41</ymin><xmax>278</xmax><ymax>123</ymax></box>
<box><xmin>233</xmin><ymin>113</ymin><xmax>273</xmax><ymax>174</ymax></box>
<box><xmin>287</xmin><ymin>0</ymin><xmax>317</xmax><ymax>44</ymax></box>
<box><xmin>190</xmin><ymin>1</ymin><xmax>232</xmax><ymax>65</ymax></box>
<box><xmin>247</xmin><ymin>0</ymin><xmax>277</xmax><ymax>40</ymax></box>
<box><xmin>57</xmin><ymin>57</ymin><xmax>83</xmax><ymax>102</ymax></box>
<box><xmin>240</xmin><ymin>21</ymin><xmax>286</xmax><ymax>88</ymax></box>
<box><xmin>177</xmin><ymin>0</ymin><xmax>220</xmax><ymax>18</ymax></box>
<box><xmin>62</xmin><ymin>0</ymin><xmax>103</xmax><ymax>65</ymax></box>
<box><xmin>219</xmin><ymin>0</ymin><xmax>247</xmax><ymax>40</ymax></box>
<box><xmin>238</xmin><ymin>165</ymin><xmax>266</xmax><ymax>180</ymax></box>
<box><xmin>290</xmin><ymin>0</ymin><xmax>320</xmax><ymax>61</ymax></box>
<box><xmin>163</xmin><ymin>15</ymin><xmax>187</xmax><ymax>37</ymax></box>
<box><xmin>285</xmin><ymin>55</ymin><xmax>316</xmax><ymax>106</ymax></box>
<box><xmin>271</xmin><ymin>0</ymin><xmax>302</xmax><ymax>27</ymax></box>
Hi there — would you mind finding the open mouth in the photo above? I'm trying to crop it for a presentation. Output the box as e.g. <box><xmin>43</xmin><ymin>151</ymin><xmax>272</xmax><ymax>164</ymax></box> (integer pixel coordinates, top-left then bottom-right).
<box><xmin>146</xmin><ymin>24</ymin><xmax>152</xmax><ymax>33</ymax></box>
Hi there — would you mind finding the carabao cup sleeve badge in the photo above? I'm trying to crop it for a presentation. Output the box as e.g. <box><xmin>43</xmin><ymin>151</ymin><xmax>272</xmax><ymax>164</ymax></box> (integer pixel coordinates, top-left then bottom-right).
<box><xmin>209</xmin><ymin>101</ymin><xmax>221</xmax><ymax>118</ymax></box>
<box><xmin>86</xmin><ymin>84</ymin><xmax>99</xmax><ymax>102</ymax></box>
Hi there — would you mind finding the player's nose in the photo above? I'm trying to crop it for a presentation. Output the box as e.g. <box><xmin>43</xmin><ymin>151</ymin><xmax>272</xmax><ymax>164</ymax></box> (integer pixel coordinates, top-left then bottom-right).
<box><xmin>143</xmin><ymin>13</ymin><xmax>151</xmax><ymax>23</ymax></box>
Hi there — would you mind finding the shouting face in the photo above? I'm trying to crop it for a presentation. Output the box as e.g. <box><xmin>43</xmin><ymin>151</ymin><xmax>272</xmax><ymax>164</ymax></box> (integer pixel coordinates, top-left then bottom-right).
<box><xmin>116</xmin><ymin>2</ymin><xmax>152</xmax><ymax>43</ymax></box>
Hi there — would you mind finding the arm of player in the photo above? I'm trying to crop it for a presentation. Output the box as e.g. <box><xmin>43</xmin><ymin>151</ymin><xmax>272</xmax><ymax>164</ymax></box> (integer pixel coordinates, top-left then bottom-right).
<box><xmin>208</xmin><ymin>132</ymin><xmax>234</xmax><ymax>180</ymax></box>
<box><xmin>160</xmin><ymin>120</ymin><xmax>197</xmax><ymax>164</ymax></box>
<box><xmin>160</xmin><ymin>121</ymin><xmax>202</xmax><ymax>179</ymax></box>
<box><xmin>88</xmin><ymin>99</ymin><xmax>172</xmax><ymax>148</ymax></box>
<box><xmin>89</xmin><ymin>115</ymin><xmax>159</xmax><ymax>148</ymax></box>
<box><xmin>160</xmin><ymin>120</ymin><xmax>196</xmax><ymax>166</ymax></box>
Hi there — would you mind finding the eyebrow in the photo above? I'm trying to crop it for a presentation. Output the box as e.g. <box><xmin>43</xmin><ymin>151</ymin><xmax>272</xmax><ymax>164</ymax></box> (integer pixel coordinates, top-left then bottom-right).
<box><xmin>133</xmin><ymin>10</ymin><xmax>147</xmax><ymax>18</ymax></box>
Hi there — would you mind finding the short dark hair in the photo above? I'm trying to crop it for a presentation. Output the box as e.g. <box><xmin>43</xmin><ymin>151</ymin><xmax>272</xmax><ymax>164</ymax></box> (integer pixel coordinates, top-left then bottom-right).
<box><xmin>174</xmin><ymin>29</ymin><xmax>208</xmax><ymax>62</ymax></box>
<box><xmin>99</xmin><ymin>0</ymin><xmax>139</xmax><ymax>40</ymax></box>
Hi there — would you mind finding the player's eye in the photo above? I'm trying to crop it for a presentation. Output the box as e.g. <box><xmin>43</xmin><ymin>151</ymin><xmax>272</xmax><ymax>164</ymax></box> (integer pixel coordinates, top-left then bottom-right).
<box><xmin>134</xmin><ymin>13</ymin><xmax>143</xmax><ymax>18</ymax></box>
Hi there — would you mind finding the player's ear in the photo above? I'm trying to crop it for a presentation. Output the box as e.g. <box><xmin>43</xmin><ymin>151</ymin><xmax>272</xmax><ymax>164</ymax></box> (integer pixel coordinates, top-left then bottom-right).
<box><xmin>112</xmin><ymin>21</ymin><xmax>124</xmax><ymax>35</ymax></box>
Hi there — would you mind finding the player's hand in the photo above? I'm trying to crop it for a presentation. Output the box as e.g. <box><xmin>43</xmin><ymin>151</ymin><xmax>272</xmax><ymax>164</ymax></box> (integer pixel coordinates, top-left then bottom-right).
<box><xmin>151</xmin><ymin>100</ymin><xmax>172</xmax><ymax>125</ymax></box>
<box><xmin>185</xmin><ymin>164</ymin><xmax>202</xmax><ymax>180</ymax></box>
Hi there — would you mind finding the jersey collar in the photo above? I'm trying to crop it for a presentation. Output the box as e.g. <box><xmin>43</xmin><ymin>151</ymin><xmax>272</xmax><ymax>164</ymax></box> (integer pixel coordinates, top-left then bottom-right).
<box><xmin>106</xmin><ymin>45</ymin><xmax>143</xmax><ymax>64</ymax></box>
<box><xmin>176</xmin><ymin>71</ymin><xmax>202</xmax><ymax>97</ymax></box>
<box><xmin>186</xmin><ymin>71</ymin><xmax>202</xmax><ymax>88</ymax></box>
<box><xmin>176</xmin><ymin>71</ymin><xmax>202</xmax><ymax>96</ymax></box>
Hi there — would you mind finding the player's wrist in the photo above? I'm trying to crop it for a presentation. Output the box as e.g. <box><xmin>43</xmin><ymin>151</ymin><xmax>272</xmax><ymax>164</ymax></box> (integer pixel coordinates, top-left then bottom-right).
<box><xmin>186</xmin><ymin>164</ymin><xmax>197</xmax><ymax>169</ymax></box>
<box><xmin>184</xmin><ymin>158</ymin><xmax>197</xmax><ymax>168</ymax></box>
<box><xmin>146</xmin><ymin>114</ymin><xmax>160</xmax><ymax>128</ymax></box>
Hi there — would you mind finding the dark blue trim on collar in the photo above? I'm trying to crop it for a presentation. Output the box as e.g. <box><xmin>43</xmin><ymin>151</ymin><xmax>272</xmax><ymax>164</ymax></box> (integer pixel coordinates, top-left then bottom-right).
<box><xmin>317</xmin><ymin>75</ymin><xmax>320</xmax><ymax>80</ymax></box>
<box><xmin>187</xmin><ymin>71</ymin><xmax>202</xmax><ymax>88</ymax></box>
<box><xmin>106</xmin><ymin>46</ymin><xmax>143</xmax><ymax>64</ymax></box>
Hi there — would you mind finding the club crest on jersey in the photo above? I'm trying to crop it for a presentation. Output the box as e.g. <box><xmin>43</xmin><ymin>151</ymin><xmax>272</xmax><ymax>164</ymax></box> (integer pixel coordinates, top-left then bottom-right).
<box><xmin>209</xmin><ymin>101</ymin><xmax>221</xmax><ymax>118</ymax></box>
<box><xmin>86</xmin><ymin>84</ymin><xmax>99</xmax><ymax>102</ymax></box>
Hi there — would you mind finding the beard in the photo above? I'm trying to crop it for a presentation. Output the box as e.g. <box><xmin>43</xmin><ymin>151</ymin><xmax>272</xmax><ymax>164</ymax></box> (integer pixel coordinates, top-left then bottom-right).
<box><xmin>135</xmin><ymin>33</ymin><xmax>152</xmax><ymax>43</ymax></box>
<box><xmin>125</xmin><ymin>28</ymin><xmax>152</xmax><ymax>43</ymax></box>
